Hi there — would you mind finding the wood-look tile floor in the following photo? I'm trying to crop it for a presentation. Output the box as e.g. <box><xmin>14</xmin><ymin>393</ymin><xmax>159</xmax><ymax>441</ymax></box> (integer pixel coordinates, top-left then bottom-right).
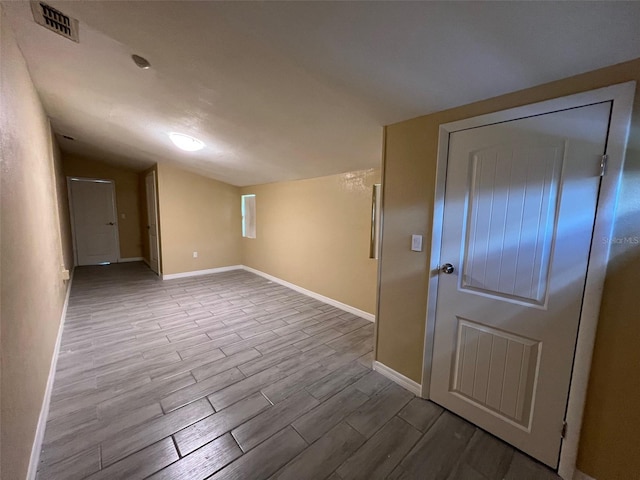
<box><xmin>38</xmin><ymin>262</ymin><xmax>560</xmax><ymax>480</ymax></box>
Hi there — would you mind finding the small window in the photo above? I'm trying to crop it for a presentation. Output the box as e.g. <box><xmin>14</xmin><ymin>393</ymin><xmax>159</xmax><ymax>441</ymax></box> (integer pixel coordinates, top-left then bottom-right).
<box><xmin>241</xmin><ymin>194</ymin><xmax>256</xmax><ymax>238</ymax></box>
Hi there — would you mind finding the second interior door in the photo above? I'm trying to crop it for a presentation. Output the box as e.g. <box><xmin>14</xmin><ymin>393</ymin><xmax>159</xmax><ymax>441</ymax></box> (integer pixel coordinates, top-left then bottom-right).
<box><xmin>69</xmin><ymin>178</ymin><xmax>119</xmax><ymax>266</ymax></box>
<box><xmin>429</xmin><ymin>102</ymin><xmax>611</xmax><ymax>467</ymax></box>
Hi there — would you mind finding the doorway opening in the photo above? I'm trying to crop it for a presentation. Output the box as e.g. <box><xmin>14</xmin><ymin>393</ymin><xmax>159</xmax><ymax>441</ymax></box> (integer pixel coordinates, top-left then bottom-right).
<box><xmin>67</xmin><ymin>177</ymin><xmax>120</xmax><ymax>266</ymax></box>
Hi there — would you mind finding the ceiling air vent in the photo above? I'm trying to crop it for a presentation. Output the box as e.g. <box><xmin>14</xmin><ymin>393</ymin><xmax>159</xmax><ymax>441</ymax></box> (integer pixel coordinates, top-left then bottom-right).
<box><xmin>30</xmin><ymin>2</ymin><xmax>79</xmax><ymax>43</ymax></box>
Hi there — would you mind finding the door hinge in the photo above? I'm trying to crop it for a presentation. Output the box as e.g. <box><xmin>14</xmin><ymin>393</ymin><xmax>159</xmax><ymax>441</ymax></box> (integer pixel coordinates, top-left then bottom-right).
<box><xmin>600</xmin><ymin>154</ymin><xmax>609</xmax><ymax>177</ymax></box>
<box><xmin>561</xmin><ymin>421</ymin><xmax>567</xmax><ymax>438</ymax></box>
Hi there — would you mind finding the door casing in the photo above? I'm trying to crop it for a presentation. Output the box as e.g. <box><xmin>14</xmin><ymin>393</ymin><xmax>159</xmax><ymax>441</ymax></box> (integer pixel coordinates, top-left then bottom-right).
<box><xmin>421</xmin><ymin>81</ymin><xmax>635</xmax><ymax>480</ymax></box>
<box><xmin>145</xmin><ymin>170</ymin><xmax>161</xmax><ymax>275</ymax></box>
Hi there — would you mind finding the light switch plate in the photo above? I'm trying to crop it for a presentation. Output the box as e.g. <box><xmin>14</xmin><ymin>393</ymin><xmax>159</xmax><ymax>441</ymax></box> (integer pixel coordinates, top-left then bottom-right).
<box><xmin>411</xmin><ymin>235</ymin><xmax>423</xmax><ymax>252</ymax></box>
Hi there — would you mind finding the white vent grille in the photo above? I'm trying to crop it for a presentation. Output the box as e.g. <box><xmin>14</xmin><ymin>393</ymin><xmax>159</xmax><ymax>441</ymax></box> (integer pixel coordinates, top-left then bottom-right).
<box><xmin>30</xmin><ymin>2</ymin><xmax>79</xmax><ymax>42</ymax></box>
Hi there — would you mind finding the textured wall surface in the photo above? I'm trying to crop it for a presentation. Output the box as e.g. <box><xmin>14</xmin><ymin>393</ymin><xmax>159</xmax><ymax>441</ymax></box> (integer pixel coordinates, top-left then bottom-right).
<box><xmin>0</xmin><ymin>8</ymin><xmax>73</xmax><ymax>479</ymax></box>
<box><xmin>241</xmin><ymin>169</ymin><xmax>381</xmax><ymax>314</ymax></box>
<box><xmin>156</xmin><ymin>163</ymin><xmax>242</xmax><ymax>275</ymax></box>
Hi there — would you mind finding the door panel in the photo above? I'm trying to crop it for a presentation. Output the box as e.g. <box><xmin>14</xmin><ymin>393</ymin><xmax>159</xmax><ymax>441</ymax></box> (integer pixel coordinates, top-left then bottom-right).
<box><xmin>430</xmin><ymin>102</ymin><xmax>611</xmax><ymax>467</ymax></box>
<box><xmin>70</xmin><ymin>179</ymin><xmax>119</xmax><ymax>265</ymax></box>
<box><xmin>452</xmin><ymin>319</ymin><xmax>540</xmax><ymax>429</ymax></box>
<box><xmin>462</xmin><ymin>142</ymin><xmax>563</xmax><ymax>305</ymax></box>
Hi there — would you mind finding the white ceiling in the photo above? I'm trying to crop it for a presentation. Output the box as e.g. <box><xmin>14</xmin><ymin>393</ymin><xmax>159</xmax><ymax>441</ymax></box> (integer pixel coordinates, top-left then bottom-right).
<box><xmin>4</xmin><ymin>1</ymin><xmax>640</xmax><ymax>186</ymax></box>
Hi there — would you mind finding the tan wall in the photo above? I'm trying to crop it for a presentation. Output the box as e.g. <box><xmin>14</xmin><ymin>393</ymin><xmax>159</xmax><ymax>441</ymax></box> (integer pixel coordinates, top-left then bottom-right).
<box><xmin>156</xmin><ymin>163</ymin><xmax>242</xmax><ymax>275</ymax></box>
<box><xmin>241</xmin><ymin>169</ymin><xmax>381</xmax><ymax>314</ymax></box>
<box><xmin>378</xmin><ymin>58</ymin><xmax>640</xmax><ymax>480</ymax></box>
<box><xmin>63</xmin><ymin>154</ymin><xmax>144</xmax><ymax>259</ymax></box>
<box><xmin>0</xmin><ymin>8</ymin><xmax>74</xmax><ymax>479</ymax></box>
<box><xmin>55</xmin><ymin>149</ymin><xmax>74</xmax><ymax>271</ymax></box>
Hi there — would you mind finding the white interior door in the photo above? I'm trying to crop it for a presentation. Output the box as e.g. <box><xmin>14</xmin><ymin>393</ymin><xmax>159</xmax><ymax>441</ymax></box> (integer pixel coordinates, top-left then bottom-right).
<box><xmin>69</xmin><ymin>178</ymin><xmax>119</xmax><ymax>266</ymax></box>
<box><xmin>430</xmin><ymin>102</ymin><xmax>611</xmax><ymax>467</ymax></box>
<box><xmin>145</xmin><ymin>171</ymin><xmax>160</xmax><ymax>274</ymax></box>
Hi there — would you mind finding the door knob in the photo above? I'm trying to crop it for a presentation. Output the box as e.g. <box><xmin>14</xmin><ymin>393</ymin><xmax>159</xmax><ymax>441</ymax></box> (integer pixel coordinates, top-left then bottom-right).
<box><xmin>107</xmin><ymin>222</ymin><xmax>115</xmax><ymax>226</ymax></box>
<box><xmin>441</xmin><ymin>263</ymin><xmax>455</xmax><ymax>274</ymax></box>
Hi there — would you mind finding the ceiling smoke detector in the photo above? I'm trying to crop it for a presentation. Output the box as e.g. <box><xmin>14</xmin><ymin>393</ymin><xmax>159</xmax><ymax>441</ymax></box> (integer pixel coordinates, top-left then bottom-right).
<box><xmin>132</xmin><ymin>54</ymin><xmax>151</xmax><ymax>69</ymax></box>
<box><xmin>31</xmin><ymin>2</ymin><xmax>79</xmax><ymax>42</ymax></box>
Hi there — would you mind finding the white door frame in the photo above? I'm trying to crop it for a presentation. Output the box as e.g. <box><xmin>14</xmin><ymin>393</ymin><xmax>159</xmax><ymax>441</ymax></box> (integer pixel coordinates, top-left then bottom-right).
<box><xmin>67</xmin><ymin>176</ymin><xmax>121</xmax><ymax>265</ymax></box>
<box><xmin>421</xmin><ymin>81</ymin><xmax>635</xmax><ymax>480</ymax></box>
<box><xmin>145</xmin><ymin>170</ymin><xmax>161</xmax><ymax>274</ymax></box>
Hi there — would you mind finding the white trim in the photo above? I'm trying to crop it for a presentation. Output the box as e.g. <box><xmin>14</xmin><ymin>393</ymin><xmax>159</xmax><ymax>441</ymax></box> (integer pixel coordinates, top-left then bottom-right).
<box><xmin>161</xmin><ymin>265</ymin><xmax>243</xmax><ymax>280</ymax></box>
<box><xmin>145</xmin><ymin>170</ymin><xmax>161</xmax><ymax>275</ymax></box>
<box><xmin>159</xmin><ymin>264</ymin><xmax>375</xmax><ymax>321</ymax></box>
<box><xmin>573</xmin><ymin>470</ymin><xmax>597</xmax><ymax>480</ymax></box>
<box><xmin>118</xmin><ymin>257</ymin><xmax>144</xmax><ymax>263</ymax></box>
<box><xmin>559</xmin><ymin>82</ymin><xmax>635</xmax><ymax>480</ymax></box>
<box><xmin>420</xmin><ymin>81</ymin><xmax>635</xmax><ymax>480</ymax></box>
<box><xmin>373</xmin><ymin>128</ymin><xmax>388</xmax><ymax>361</ymax></box>
<box><xmin>373</xmin><ymin>361</ymin><xmax>422</xmax><ymax>396</ymax></box>
<box><xmin>242</xmin><ymin>266</ymin><xmax>375</xmax><ymax>322</ymax></box>
<box><xmin>27</xmin><ymin>268</ymin><xmax>74</xmax><ymax>480</ymax></box>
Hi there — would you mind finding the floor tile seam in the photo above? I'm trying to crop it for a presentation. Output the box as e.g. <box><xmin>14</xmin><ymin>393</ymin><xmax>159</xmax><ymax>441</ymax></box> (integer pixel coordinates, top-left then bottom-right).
<box><xmin>342</xmin><ymin>391</ymin><xmax>414</xmax><ymax>439</ymax></box>
<box><xmin>388</xmin><ymin>409</ymin><xmax>446</xmax><ymax>474</ymax></box>
<box><xmin>41</xmin><ymin>401</ymin><xmax>168</xmax><ymax>466</ymax></box>
<box><xmin>100</xmin><ymin>406</ymin><xmax>215</xmax><ymax>469</ymax></box>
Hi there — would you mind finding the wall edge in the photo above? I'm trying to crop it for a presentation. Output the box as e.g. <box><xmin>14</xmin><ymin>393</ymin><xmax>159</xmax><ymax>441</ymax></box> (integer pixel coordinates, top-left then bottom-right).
<box><xmin>373</xmin><ymin>360</ymin><xmax>422</xmax><ymax>396</ymax></box>
<box><xmin>573</xmin><ymin>470</ymin><xmax>597</xmax><ymax>480</ymax></box>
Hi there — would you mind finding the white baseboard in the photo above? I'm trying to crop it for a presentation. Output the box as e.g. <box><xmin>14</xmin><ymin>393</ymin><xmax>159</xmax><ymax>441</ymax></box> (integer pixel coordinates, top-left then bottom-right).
<box><xmin>27</xmin><ymin>268</ymin><xmax>75</xmax><ymax>480</ymax></box>
<box><xmin>159</xmin><ymin>264</ymin><xmax>376</xmax><ymax>322</ymax></box>
<box><xmin>242</xmin><ymin>266</ymin><xmax>375</xmax><ymax>323</ymax></box>
<box><xmin>161</xmin><ymin>265</ymin><xmax>243</xmax><ymax>280</ymax></box>
<box><xmin>373</xmin><ymin>361</ymin><xmax>422</xmax><ymax>396</ymax></box>
<box><xmin>119</xmin><ymin>256</ymin><xmax>144</xmax><ymax>263</ymax></box>
<box><xmin>573</xmin><ymin>470</ymin><xmax>596</xmax><ymax>480</ymax></box>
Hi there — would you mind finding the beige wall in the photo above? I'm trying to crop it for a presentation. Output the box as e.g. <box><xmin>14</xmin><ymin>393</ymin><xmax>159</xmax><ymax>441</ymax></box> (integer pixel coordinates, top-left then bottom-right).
<box><xmin>156</xmin><ymin>163</ymin><xmax>242</xmax><ymax>275</ymax></box>
<box><xmin>378</xmin><ymin>58</ymin><xmax>640</xmax><ymax>480</ymax></box>
<box><xmin>63</xmin><ymin>154</ymin><xmax>144</xmax><ymax>259</ymax></box>
<box><xmin>0</xmin><ymin>8</ymin><xmax>74</xmax><ymax>479</ymax></box>
<box><xmin>55</xmin><ymin>152</ymin><xmax>74</xmax><ymax>271</ymax></box>
<box><xmin>241</xmin><ymin>169</ymin><xmax>380</xmax><ymax>314</ymax></box>
<box><xmin>153</xmin><ymin>163</ymin><xmax>380</xmax><ymax>314</ymax></box>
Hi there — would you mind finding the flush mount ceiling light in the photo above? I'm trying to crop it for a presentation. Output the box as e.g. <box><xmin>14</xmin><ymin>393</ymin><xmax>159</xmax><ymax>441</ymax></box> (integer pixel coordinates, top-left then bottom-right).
<box><xmin>169</xmin><ymin>132</ymin><xmax>205</xmax><ymax>152</ymax></box>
